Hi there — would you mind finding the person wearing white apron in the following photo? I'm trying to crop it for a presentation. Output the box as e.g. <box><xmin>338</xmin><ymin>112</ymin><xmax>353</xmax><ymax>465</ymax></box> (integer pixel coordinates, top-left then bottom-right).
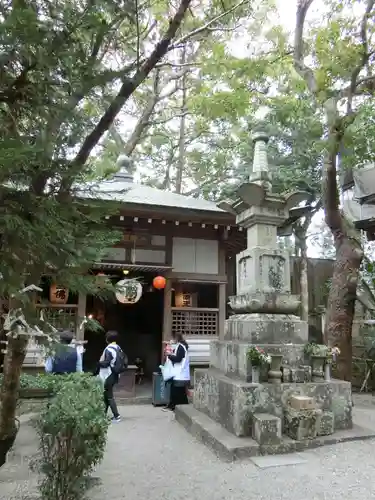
<box><xmin>163</xmin><ymin>333</ymin><xmax>190</xmax><ymax>411</ymax></box>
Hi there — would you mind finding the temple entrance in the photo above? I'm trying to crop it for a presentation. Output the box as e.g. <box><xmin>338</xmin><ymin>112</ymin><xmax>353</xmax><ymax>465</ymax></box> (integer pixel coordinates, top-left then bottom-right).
<box><xmin>83</xmin><ymin>272</ymin><xmax>164</xmax><ymax>379</ymax></box>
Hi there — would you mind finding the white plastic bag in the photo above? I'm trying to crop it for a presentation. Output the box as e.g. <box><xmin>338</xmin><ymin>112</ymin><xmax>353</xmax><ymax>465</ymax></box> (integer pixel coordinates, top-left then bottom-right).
<box><xmin>160</xmin><ymin>358</ymin><xmax>175</xmax><ymax>381</ymax></box>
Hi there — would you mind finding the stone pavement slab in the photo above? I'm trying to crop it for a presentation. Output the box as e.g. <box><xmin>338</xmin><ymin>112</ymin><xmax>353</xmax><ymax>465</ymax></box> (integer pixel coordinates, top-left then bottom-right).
<box><xmin>250</xmin><ymin>453</ymin><xmax>308</xmax><ymax>468</ymax></box>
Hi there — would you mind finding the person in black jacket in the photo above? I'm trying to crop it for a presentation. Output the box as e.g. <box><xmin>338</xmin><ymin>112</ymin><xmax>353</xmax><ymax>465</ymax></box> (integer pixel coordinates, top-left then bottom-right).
<box><xmin>45</xmin><ymin>330</ymin><xmax>83</xmax><ymax>374</ymax></box>
<box><xmin>98</xmin><ymin>330</ymin><xmax>121</xmax><ymax>423</ymax></box>
<box><xmin>163</xmin><ymin>332</ymin><xmax>190</xmax><ymax>412</ymax></box>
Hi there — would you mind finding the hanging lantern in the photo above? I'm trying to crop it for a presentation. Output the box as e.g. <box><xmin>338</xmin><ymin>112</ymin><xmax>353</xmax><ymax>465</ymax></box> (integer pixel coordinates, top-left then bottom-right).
<box><xmin>49</xmin><ymin>284</ymin><xmax>69</xmax><ymax>304</ymax></box>
<box><xmin>115</xmin><ymin>279</ymin><xmax>142</xmax><ymax>304</ymax></box>
<box><xmin>153</xmin><ymin>276</ymin><xmax>166</xmax><ymax>290</ymax></box>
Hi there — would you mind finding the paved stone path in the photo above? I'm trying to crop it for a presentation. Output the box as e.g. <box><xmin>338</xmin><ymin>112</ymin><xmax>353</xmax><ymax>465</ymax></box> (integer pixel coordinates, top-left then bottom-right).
<box><xmin>3</xmin><ymin>399</ymin><xmax>375</xmax><ymax>499</ymax></box>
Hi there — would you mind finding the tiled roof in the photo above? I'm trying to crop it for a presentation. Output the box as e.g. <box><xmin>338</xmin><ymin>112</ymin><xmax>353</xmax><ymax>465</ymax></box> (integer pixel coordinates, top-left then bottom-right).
<box><xmin>80</xmin><ymin>177</ymin><xmax>226</xmax><ymax>213</ymax></box>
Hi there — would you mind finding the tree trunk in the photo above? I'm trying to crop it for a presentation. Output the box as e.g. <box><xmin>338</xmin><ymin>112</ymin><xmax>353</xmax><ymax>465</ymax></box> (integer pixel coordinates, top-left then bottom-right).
<box><xmin>323</xmin><ymin>233</ymin><xmax>362</xmax><ymax>381</ymax></box>
<box><xmin>323</xmin><ymin>138</ymin><xmax>363</xmax><ymax>382</ymax></box>
<box><xmin>0</xmin><ymin>334</ymin><xmax>28</xmax><ymax>467</ymax></box>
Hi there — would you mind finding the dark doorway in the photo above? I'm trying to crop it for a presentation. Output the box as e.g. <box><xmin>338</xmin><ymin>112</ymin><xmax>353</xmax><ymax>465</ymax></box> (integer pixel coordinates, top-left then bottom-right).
<box><xmin>83</xmin><ymin>272</ymin><xmax>164</xmax><ymax>378</ymax></box>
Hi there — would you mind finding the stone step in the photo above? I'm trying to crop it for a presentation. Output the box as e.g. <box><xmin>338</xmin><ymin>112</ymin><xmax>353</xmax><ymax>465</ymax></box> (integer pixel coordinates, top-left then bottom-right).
<box><xmin>175</xmin><ymin>404</ymin><xmax>375</xmax><ymax>460</ymax></box>
<box><xmin>175</xmin><ymin>405</ymin><xmax>260</xmax><ymax>461</ymax></box>
<box><xmin>252</xmin><ymin>413</ymin><xmax>282</xmax><ymax>445</ymax></box>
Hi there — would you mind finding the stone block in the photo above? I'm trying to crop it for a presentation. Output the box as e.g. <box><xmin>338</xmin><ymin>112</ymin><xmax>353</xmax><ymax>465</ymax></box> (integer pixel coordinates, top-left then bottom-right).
<box><xmin>284</xmin><ymin>407</ymin><xmax>322</xmax><ymax>441</ymax></box>
<box><xmin>318</xmin><ymin>411</ymin><xmax>334</xmax><ymax>436</ymax></box>
<box><xmin>290</xmin><ymin>367</ymin><xmax>305</xmax><ymax>383</ymax></box>
<box><xmin>289</xmin><ymin>395</ymin><xmax>315</xmax><ymax>411</ymax></box>
<box><xmin>252</xmin><ymin>413</ymin><xmax>281</xmax><ymax>445</ymax></box>
<box><xmin>209</xmin><ymin>339</ymin><xmax>305</xmax><ymax>382</ymax></box>
<box><xmin>302</xmin><ymin>365</ymin><xmax>312</xmax><ymax>382</ymax></box>
<box><xmin>281</xmin><ymin>367</ymin><xmax>291</xmax><ymax>382</ymax></box>
<box><xmin>225</xmin><ymin>314</ymin><xmax>308</xmax><ymax>344</ymax></box>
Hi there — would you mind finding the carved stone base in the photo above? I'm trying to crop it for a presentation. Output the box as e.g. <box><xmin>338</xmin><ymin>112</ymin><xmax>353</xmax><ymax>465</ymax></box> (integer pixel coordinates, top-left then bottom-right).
<box><xmin>193</xmin><ymin>368</ymin><xmax>352</xmax><ymax>437</ymax></box>
<box><xmin>229</xmin><ymin>292</ymin><xmax>300</xmax><ymax>315</ymax></box>
<box><xmin>225</xmin><ymin>313</ymin><xmax>308</xmax><ymax>344</ymax></box>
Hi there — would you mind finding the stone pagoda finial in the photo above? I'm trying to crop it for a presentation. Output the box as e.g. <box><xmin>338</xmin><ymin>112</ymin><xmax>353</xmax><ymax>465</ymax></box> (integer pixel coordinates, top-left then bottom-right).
<box><xmin>250</xmin><ymin>130</ymin><xmax>271</xmax><ymax>191</ymax></box>
<box><xmin>114</xmin><ymin>154</ymin><xmax>134</xmax><ymax>183</ymax></box>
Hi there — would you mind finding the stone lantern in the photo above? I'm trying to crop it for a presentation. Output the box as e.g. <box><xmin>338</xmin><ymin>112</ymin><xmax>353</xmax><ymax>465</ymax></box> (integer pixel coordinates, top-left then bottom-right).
<box><xmin>175</xmin><ymin>130</ymin><xmax>355</xmax><ymax>458</ymax></box>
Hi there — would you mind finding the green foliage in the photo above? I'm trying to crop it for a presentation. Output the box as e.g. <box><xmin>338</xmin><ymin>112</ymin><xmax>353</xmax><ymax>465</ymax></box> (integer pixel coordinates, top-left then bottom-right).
<box><xmin>0</xmin><ymin>373</ymin><xmax>56</xmax><ymax>391</ymax></box>
<box><xmin>303</xmin><ymin>343</ymin><xmax>329</xmax><ymax>357</ymax></box>
<box><xmin>32</xmin><ymin>373</ymin><xmax>109</xmax><ymax>500</ymax></box>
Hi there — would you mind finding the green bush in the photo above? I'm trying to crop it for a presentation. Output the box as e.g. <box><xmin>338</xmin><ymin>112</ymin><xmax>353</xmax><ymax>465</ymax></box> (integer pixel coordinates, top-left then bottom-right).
<box><xmin>0</xmin><ymin>372</ymin><xmax>57</xmax><ymax>392</ymax></box>
<box><xmin>31</xmin><ymin>373</ymin><xmax>109</xmax><ymax>500</ymax></box>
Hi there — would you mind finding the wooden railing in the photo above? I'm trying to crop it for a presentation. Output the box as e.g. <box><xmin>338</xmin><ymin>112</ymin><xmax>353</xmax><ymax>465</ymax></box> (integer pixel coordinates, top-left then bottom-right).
<box><xmin>171</xmin><ymin>307</ymin><xmax>218</xmax><ymax>336</ymax></box>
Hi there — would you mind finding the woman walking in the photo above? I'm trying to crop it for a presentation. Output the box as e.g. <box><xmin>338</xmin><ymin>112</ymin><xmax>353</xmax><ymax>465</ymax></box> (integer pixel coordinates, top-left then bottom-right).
<box><xmin>163</xmin><ymin>333</ymin><xmax>190</xmax><ymax>411</ymax></box>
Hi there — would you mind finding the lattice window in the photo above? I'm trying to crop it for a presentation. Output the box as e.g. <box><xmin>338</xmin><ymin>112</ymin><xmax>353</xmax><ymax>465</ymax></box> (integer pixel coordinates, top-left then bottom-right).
<box><xmin>38</xmin><ymin>306</ymin><xmax>78</xmax><ymax>332</ymax></box>
<box><xmin>172</xmin><ymin>309</ymin><xmax>218</xmax><ymax>336</ymax></box>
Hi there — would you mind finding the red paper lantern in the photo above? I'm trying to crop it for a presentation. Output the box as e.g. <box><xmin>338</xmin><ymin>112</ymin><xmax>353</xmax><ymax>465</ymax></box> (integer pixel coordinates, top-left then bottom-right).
<box><xmin>49</xmin><ymin>284</ymin><xmax>69</xmax><ymax>304</ymax></box>
<box><xmin>153</xmin><ymin>276</ymin><xmax>166</xmax><ymax>290</ymax></box>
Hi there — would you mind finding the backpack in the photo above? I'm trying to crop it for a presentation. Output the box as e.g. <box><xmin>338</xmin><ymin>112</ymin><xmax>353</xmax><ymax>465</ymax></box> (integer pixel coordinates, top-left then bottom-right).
<box><xmin>109</xmin><ymin>346</ymin><xmax>128</xmax><ymax>375</ymax></box>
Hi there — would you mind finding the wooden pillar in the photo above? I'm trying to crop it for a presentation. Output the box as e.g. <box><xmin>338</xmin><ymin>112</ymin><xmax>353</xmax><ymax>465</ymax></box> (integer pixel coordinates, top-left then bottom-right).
<box><xmin>218</xmin><ymin>242</ymin><xmax>227</xmax><ymax>340</ymax></box>
<box><xmin>162</xmin><ymin>276</ymin><xmax>172</xmax><ymax>343</ymax></box>
<box><xmin>218</xmin><ymin>283</ymin><xmax>226</xmax><ymax>340</ymax></box>
<box><xmin>76</xmin><ymin>292</ymin><xmax>87</xmax><ymax>340</ymax></box>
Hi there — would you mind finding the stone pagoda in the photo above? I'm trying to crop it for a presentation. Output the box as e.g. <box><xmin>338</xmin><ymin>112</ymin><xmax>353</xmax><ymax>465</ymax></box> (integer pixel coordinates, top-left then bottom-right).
<box><xmin>176</xmin><ymin>131</ymin><xmax>357</xmax><ymax>459</ymax></box>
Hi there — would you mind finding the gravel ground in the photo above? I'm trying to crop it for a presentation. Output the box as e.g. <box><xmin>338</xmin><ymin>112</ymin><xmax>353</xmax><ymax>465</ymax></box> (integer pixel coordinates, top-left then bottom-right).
<box><xmin>2</xmin><ymin>402</ymin><xmax>375</xmax><ymax>500</ymax></box>
<box><xmin>91</xmin><ymin>405</ymin><xmax>375</xmax><ymax>500</ymax></box>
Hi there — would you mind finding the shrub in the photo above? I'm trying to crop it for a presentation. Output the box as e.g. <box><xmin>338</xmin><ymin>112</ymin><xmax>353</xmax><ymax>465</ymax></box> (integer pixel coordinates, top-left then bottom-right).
<box><xmin>0</xmin><ymin>373</ymin><xmax>57</xmax><ymax>392</ymax></box>
<box><xmin>32</xmin><ymin>373</ymin><xmax>109</xmax><ymax>500</ymax></box>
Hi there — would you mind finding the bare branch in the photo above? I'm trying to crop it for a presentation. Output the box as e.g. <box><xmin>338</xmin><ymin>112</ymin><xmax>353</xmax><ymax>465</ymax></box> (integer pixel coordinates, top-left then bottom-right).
<box><xmin>293</xmin><ymin>0</ymin><xmax>317</xmax><ymax>93</ymax></box>
<box><xmin>346</xmin><ymin>0</ymin><xmax>375</xmax><ymax>113</ymax></box>
<box><xmin>135</xmin><ymin>0</ymin><xmax>141</xmax><ymax>69</ymax></box>
<box><xmin>168</xmin><ymin>0</ymin><xmax>248</xmax><ymax>52</ymax></box>
<box><xmin>148</xmin><ymin>111</ymin><xmax>190</xmax><ymax>126</ymax></box>
<box><xmin>123</xmin><ymin>70</ymin><xmax>162</xmax><ymax>156</ymax></box>
<box><xmin>155</xmin><ymin>61</ymin><xmax>202</xmax><ymax>69</ymax></box>
<box><xmin>69</xmin><ymin>0</ymin><xmax>193</xmax><ymax>174</ymax></box>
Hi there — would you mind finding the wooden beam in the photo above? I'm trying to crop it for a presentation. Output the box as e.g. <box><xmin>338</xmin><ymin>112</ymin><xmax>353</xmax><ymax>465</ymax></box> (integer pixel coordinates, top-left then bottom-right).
<box><xmin>170</xmin><ymin>272</ymin><xmax>227</xmax><ymax>283</ymax></box>
<box><xmin>76</xmin><ymin>292</ymin><xmax>86</xmax><ymax>340</ymax></box>
<box><xmin>218</xmin><ymin>282</ymin><xmax>226</xmax><ymax>340</ymax></box>
<box><xmin>118</xmin><ymin>204</ymin><xmax>236</xmax><ymax>224</ymax></box>
<box><xmin>218</xmin><ymin>240</ymin><xmax>227</xmax><ymax>339</ymax></box>
<box><xmin>165</xmin><ymin>234</ymin><xmax>173</xmax><ymax>266</ymax></box>
<box><xmin>162</xmin><ymin>277</ymin><xmax>172</xmax><ymax>343</ymax></box>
